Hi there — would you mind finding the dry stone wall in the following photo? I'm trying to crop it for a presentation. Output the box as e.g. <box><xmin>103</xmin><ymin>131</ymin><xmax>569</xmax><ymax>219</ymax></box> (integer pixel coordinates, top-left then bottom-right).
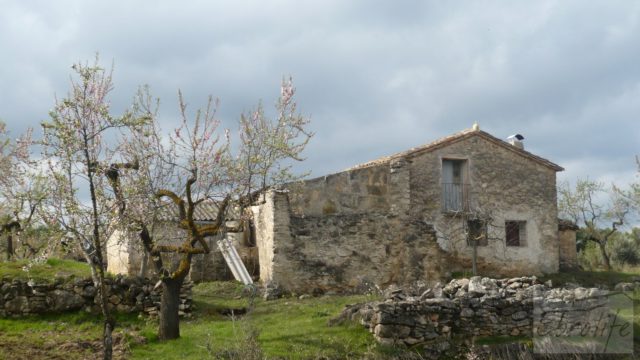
<box><xmin>0</xmin><ymin>275</ymin><xmax>193</xmax><ymax>318</ymax></box>
<box><xmin>338</xmin><ymin>276</ymin><xmax>635</xmax><ymax>355</ymax></box>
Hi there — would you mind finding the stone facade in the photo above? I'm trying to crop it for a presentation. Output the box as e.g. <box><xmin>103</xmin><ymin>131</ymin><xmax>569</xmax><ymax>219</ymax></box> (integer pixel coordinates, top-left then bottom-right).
<box><xmin>253</xmin><ymin>189</ymin><xmax>448</xmax><ymax>294</ymax></box>
<box><xmin>405</xmin><ymin>131</ymin><xmax>562</xmax><ymax>276</ymax></box>
<box><xmin>0</xmin><ymin>275</ymin><xmax>193</xmax><ymax>318</ymax></box>
<box><xmin>253</xmin><ymin>127</ymin><xmax>566</xmax><ymax>293</ymax></box>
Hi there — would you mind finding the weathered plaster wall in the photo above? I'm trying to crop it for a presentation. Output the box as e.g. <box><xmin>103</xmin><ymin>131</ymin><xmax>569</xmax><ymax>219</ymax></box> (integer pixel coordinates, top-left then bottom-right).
<box><xmin>251</xmin><ymin>192</ymin><xmax>278</xmax><ymax>284</ymax></box>
<box><xmin>407</xmin><ymin>136</ymin><xmax>560</xmax><ymax>276</ymax></box>
<box><xmin>106</xmin><ymin>229</ymin><xmax>131</xmax><ymax>276</ymax></box>
<box><xmin>106</xmin><ymin>223</ymin><xmax>184</xmax><ymax>279</ymax></box>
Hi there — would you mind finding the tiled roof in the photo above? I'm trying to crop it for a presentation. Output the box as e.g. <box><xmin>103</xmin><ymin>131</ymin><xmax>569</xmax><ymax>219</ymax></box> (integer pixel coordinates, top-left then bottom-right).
<box><xmin>157</xmin><ymin>199</ymin><xmax>220</xmax><ymax>222</ymax></box>
<box><xmin>347</xmin><ymin>128</ymin><xmax>564</xmax><ymax>172</ymax></box>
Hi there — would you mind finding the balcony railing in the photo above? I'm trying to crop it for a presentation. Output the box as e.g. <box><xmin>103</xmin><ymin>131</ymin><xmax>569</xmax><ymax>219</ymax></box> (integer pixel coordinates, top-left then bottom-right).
<box><xmin>441</xmin><ymin>182</ymin><xmax>469</xmax><ymax>212</ymax></box>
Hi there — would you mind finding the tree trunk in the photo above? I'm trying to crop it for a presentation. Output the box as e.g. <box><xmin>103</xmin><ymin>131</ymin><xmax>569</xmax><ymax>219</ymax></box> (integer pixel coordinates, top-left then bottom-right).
<box><xmin>6</xmin><ymin>233</ymin><xmax>13</xmax><ymax>261</ymax></box>
<box><xmin>598</xmin><ymin>241</ymin><xmax>612</xmax><ymax>270</ymax></box>
<box><xmin>103</xmin><ymin>317</ymin><xmax>115</xmax><ymax>360</ymax></box>
<box><xmin>138</xmin><ymin>248</ymin><xmax>149</xmax><ymax>277</ymax></box>
<box><xmin>93</xmin><ymin>264</ymin><xmax>115</xmax><ymax>360</ymax></box>
<box><xmin>159</xmin><ymin>277</ymin><xmax>184</xmax><ymax>340</ymax></box>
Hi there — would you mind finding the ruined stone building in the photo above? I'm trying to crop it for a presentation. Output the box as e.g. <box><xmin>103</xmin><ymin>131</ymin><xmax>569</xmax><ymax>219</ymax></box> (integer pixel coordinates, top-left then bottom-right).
<box><xmin>106</xmin><ymin>201</ymin><xmax>254</xmax><ymax>282</ymax></box>
<box><xmin>108</xmin><ymin>125</ymin><xmax>575</xmax><ymax>294</ymax></box>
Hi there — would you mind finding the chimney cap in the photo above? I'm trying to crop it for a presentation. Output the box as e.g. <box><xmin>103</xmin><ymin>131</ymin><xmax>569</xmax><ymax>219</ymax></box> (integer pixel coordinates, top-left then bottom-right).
<box><xmin>507</xmin><ymin>134</ymin><xmax>524</xmax><ymax>141</ymax></box>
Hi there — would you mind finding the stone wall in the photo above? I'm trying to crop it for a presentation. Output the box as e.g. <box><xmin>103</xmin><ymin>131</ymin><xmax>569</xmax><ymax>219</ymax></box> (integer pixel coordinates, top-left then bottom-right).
<box><xmin>284</xmin><ymin>213</ymin><xmax>447</xmax><ymax>293</ymax></box>
<box><xmin>0</xmin><ymin>276</ymin><xmax>192</xmax><ymax>318</ymax></box>
<box><xmin>253</xmin><ymin>190</ymin><xmax>449</xmax><ymax>294</ymax></box>
<box><xmin>558</xmin><ymin>220</ymin><xmax>578</xmax><ymax>270</ymax></box>
<box><xmin>337</xmin><ymin>276</ymin><xmax>631</xmax><ymax>354</ymax></box>
<box><xmin>288</xmin><ymin>165</ymin><xmax>391</xmax><ymax>217</ymax></box>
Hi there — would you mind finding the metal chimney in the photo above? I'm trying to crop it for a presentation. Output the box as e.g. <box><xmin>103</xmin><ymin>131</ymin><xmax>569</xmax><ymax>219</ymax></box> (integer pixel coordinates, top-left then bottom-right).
<box><xmin>507</xmin><ymin>134</ymin><xmax>524</xmax><ymax>149</ymax></box>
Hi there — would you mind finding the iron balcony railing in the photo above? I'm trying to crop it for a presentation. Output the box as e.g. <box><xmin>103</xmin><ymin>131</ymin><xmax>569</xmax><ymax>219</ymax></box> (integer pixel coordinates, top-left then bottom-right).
<box><xmin>441</xmin><ymin>182</ymin><xmax>469</xmax><ymax>212</ymax></box>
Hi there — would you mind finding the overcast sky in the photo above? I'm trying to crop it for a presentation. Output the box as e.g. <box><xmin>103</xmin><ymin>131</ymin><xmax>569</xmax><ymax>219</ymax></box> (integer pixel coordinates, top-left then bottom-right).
<box><xmin>1</xmin><ymin>0</ymin><xmax>639</xmax><ymax>187</ymax></box>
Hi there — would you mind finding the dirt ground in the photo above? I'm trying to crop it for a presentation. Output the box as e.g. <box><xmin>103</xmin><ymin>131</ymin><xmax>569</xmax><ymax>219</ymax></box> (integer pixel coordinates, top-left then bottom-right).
<box><xmin>0</xmin><ymin>330</ymin><xmax>145</xmax><ymax>360</ymax></box>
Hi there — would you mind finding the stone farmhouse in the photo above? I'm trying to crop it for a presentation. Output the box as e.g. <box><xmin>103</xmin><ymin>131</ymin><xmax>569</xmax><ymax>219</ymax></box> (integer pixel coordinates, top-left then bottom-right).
<box><xmin>107</xmin><ymin>125</ymin><xmax>577</xmax><ymax>294</ymax></box>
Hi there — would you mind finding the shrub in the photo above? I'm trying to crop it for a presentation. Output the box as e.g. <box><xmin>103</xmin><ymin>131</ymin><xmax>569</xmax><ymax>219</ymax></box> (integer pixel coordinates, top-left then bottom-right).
<box><xmin>577</xmin><ymin>241</ymin><xmax>602</xmax><ymax>270</ymax></box>
<box><xmin>612</xmin><ymin>240</ymin><xmax>640</xmax><ymax>266</ymax></box>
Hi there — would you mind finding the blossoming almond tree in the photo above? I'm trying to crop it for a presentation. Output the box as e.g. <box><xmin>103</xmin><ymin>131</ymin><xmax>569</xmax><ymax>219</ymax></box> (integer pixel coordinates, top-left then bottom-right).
<box><xmin>41</xmin><ymin>58</ymin><xmax>143</xmax><ymax>360</ymax></box>
<box><xmin>108</xmin><ymin>78</ymin><xmax>312</xmax><ymax>340</ymax></box>
<box><xmin>0</xmin><ymin>121</ymin><xmax>39</xmax><ymax>260</ymax></box>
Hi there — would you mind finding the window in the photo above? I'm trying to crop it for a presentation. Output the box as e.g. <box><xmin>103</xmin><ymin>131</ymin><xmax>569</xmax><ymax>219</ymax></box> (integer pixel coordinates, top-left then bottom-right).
<box><xmin>467</xmin><ymin>219</ymin><xmax>487</xmax><ymax>246</ymax></box>
<box><xmin>505</xmin><ymin>221</ymin><xmax>527</xmax><ymax>247</ymax></box>
<box><xmin>442</xmin><ymin>159</ymin><xmax>468</xmax><ymax>211</ymax></box>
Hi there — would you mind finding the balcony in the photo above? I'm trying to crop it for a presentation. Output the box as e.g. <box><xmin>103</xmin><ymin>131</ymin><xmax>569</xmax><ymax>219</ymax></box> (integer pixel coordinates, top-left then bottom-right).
<box><xmin>441</xmin><ymin>182</ymin><xmax>469</xmax><ymax>212</ymax></box>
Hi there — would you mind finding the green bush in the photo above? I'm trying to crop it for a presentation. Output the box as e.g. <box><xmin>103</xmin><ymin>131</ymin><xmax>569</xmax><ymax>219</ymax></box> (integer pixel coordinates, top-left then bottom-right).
<box><xmin>612</xmin><ymin>239</ymin><xmax>640</xmax><ymax>266</ymax></box>
<box><xmin>577</xmin><ymin>241</ymin><xmax>603</xmax><ymax>270</ymax></box>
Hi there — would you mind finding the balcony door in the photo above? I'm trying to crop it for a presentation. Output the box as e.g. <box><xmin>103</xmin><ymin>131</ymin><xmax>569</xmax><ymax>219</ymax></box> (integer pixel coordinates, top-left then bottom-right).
<box><xmin>442</xmin><ymin>159</ymin><xmax>468</xmax><ymax>211</ymax></box>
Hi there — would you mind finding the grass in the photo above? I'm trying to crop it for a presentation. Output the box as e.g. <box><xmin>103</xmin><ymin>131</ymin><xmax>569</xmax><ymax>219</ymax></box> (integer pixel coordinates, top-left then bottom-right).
<box><xmin>0</xmin><ymin>258</ymin><xmax>91</xmax><ymax>282</ymax></box>
<box><xmin>540</xmin><ymin>268</ymin><xmax>640</xmax><ymax>289</ymax></box>
<box><xmin>129</xmin><ymin>282</ymin><xmax>393</xmax><ymax>359</ymax></box>
<box><xmin>0</xmin><ymin>276</ymin><xmax>402</xmax><ymax>359</ymax></box>
<box><xmin>0</xmin><ymin>268</ymin><xmax>638</xmax><ymax>359</ymax></box>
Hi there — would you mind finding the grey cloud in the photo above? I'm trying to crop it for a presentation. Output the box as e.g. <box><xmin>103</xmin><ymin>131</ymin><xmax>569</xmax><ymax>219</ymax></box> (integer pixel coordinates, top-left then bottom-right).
<box><xmin>1</xmin><ymin>0</ymin><xmax>639</xmax><ymax>186</ymax></box>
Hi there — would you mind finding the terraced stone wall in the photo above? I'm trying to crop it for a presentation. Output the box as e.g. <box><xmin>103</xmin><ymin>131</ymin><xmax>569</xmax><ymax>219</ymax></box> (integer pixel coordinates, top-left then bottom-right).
<box><xmin>0</xmin><ymin>275</ymin><xmax>192</xmax><ymax>318</ymax></box>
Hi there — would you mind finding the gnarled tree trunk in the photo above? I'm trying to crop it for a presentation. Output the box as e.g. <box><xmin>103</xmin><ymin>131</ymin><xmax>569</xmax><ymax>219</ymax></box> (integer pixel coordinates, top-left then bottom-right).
<box><xmin>159</xmin><ymin>277</ymin><xmax>184</xmax><ymax>340</ymax></box>
<box><xmin>598</xmin><ymin>241</ymin><xmax>612</xmax><ymax>270</ymax></box>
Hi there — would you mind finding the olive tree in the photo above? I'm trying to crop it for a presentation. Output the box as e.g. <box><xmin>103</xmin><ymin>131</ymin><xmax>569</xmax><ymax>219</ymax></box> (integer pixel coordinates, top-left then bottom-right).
<box><xmin>558</xmin><ymin>179</ymin><xmax>630</xmax><ymax>270</ymax></box>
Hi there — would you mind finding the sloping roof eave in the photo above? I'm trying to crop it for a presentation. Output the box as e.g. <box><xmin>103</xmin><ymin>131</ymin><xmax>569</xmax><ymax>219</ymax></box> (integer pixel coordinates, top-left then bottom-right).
<box><xmin>347</xmin><ymin>129</ymin><xmax>564</xmax><ymax>172</ymax></box>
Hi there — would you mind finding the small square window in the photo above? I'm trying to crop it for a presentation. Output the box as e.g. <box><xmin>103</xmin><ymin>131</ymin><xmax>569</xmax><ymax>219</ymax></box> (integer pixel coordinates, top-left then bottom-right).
<box><xmin>505</xmin><ymin>221</ymin><xmax>527</xmax><ymax>247</ymax></box>
<box><xmin>467</xmin><ymin>220</ymin><xmax>487</xmax><ymax>246</ymax></box>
